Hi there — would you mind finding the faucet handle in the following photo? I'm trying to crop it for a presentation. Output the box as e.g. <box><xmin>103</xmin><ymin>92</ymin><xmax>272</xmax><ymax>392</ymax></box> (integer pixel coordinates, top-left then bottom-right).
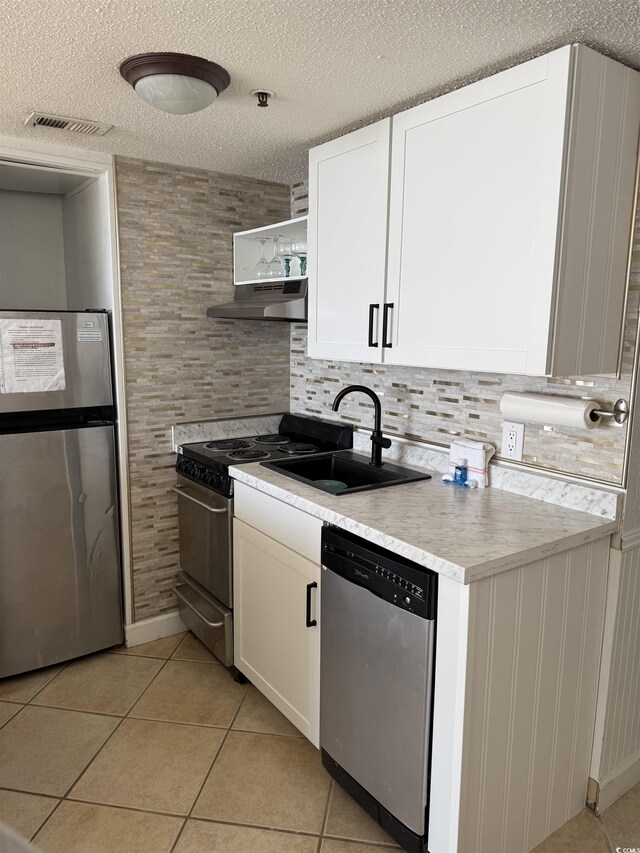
<box><xmin>371</xmin><ymin>434</ymin><xmax>392</xmax><ymax>449</ymax></box>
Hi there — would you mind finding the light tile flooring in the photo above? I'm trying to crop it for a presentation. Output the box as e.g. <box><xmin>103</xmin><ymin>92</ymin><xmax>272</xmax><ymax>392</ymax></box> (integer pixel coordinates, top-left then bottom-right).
<box><xmin>0</xmin><ymin>631</ymin><xmax>637</xmax><ymax>853</ymax></box>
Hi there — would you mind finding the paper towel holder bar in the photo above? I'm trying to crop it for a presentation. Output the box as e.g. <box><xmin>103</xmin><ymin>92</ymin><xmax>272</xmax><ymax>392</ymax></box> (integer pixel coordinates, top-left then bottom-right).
<box><xmin>591</xmin><ymin>398</ymin><xmax>629</xmax><ymax>425</ymax></box>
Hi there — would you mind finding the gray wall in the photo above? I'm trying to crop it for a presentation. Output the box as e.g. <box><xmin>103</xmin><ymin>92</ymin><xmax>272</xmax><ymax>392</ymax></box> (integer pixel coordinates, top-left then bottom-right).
<box><xmin>63</xmin><ymin>177</ymin><xmax>112</xmax><ymax>311</ymax></box>
<box><xmin>0</xmin><ymin>190</ymin><xmax>67</xmax><ymax>309</ymax></box>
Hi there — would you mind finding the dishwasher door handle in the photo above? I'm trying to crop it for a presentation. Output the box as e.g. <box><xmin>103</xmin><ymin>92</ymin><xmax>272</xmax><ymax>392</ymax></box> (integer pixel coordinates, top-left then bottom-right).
<box><xmin>306</xmin><ymin>581</ymin><xmax>318</xmax><ymax>627</ymax></box>
<box><xmin>171</xmin><ymin>485</ymin><xmax>228</xmax><ymax>514</ymax></box>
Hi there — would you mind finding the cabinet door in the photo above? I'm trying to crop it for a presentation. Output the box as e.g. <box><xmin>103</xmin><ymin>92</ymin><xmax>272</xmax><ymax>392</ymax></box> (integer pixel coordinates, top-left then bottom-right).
<box><xmin>308</xmin><ymin>119</ymin><xmax>391</xmax><ymax>362</ymax></box>
<box><xmin>233</xmin><ymin>518</ymin><xmax>320</xmax><ymax>745</ymax></box>
<box><xmin>384</xmin><ymin>49</ymin><xmax>572</xmax><ymax>375</ymax></box>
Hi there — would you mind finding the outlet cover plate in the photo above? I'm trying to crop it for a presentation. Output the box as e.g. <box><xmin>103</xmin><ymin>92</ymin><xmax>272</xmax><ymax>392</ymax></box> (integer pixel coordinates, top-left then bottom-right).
<box><xmin>502</xmin><ymin>421</ymin><xmax>525</xmax><ymax>461</ymax></box>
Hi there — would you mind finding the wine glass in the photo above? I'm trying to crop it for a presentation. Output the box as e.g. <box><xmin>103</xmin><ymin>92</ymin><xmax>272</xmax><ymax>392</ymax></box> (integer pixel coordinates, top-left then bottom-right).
<box><xmin>290</xmin><ymin>239</ymin><xmax>308</xmax><ymax>277</ymax></box>
<box><xmin>268</xmin><ymin>236</ymin><xmax>285</xmax><ymax>278</ymax></box>
<box><xmin>253</xmin><ymin>237</ymin><xmax>270</xmax><ymax>278</ymax></box>
<box><xmin>275</xmin><ymin>238</ymin><xmax>293</xmax><ymax>277</ymax></box>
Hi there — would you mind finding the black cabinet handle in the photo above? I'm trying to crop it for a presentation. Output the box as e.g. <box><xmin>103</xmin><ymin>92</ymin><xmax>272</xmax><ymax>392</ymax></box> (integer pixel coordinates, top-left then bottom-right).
<box><xmin>368</xmin><ymin>304</ymin><xmax>380</xmax><ymax>347</ymax></box>
<box><xmin>382</xmin><ymin>303</ymin><xmax>394</xmax><ymax>348</ymax></box>
<box><xmin>306</xmin><ymin>581</ymin><xmax>318</xmax><ymax>627</ymax></box>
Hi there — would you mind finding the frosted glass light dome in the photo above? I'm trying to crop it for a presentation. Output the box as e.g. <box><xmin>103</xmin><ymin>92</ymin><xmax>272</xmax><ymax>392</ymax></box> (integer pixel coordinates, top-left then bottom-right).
<box><xmin>120</xmin><ymin>53</ymin><xmax>230</xmax><ymax>116</ymax></box>
<box><xmin>134</xmin><ymin>74</ymin><xmax>218</xmax><ymax>114</ymax></box>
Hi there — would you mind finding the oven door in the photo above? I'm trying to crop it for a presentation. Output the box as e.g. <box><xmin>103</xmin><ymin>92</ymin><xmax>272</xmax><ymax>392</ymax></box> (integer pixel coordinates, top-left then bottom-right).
<box><xmin>172</xmin><ymin>475</ymin><xmax>233</xmax><ymax>608</ymax></box>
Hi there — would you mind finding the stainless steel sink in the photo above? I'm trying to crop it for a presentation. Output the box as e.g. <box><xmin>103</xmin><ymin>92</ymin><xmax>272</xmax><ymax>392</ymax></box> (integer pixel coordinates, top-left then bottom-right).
<box><xmin>262</xmin><ymin>450</ymin><xmax>432</xmax><ymax>495</ymax></box>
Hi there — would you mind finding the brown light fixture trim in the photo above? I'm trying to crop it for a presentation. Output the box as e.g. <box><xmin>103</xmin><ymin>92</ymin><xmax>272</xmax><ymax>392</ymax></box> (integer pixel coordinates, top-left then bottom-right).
<box><xmin>120</xmin><ymin>52</ymin><xmax>230</xmax><ymax>96</ymax></box>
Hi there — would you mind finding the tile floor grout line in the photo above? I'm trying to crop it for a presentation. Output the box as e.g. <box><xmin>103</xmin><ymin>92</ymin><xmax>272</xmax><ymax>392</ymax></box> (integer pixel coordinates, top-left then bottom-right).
<box><xmin>11</xmin><ymin>662</ymin><xmax>69</xmax><ymax>708</ymax></box>
<box><xmin>2</xmin><ymin>653</ymin><xmax>176</xmax><ymax>816</ymax></box>
<box><xmin>0</xmin><ymin>785</ymin><xmax>59</xmax><ymax>800</ymax></box>
<box><xmin>61</xmin><ymin>715</ymin><xmax>128</xmax><ymax>800</ymax></box>
<box><xmin>0</xmin><ymin>703</ymin><xmax>24</xmax><ymax>731</ymax></box>
<box><xmin>63</xmin><ymin>794</ymin><xmax>191</xmax><ymax>820</ymax></box>
<box><xmin>171</xmin><ymin>813</ymin><xmax>324</xmax><ymax>839</ymax></box>
<box><xmin>0</xmin><ymin>788</ymin><xmax>344</xmax><ymax>842</ymax></box>
<box><xmin>25</xmin><ymin>646</ymin><xmax>322</xmax><ymax>846</ymax></box>
<box><xmin>322</xmin><ymin>836</ymin><xmax>399</xmax><ymax>850</ymax></box>
<box><xmin>596</xmin><ymin>813</ymin><xmax>616</xmax><ymax>853</ymax></box>
<box><xmin>187</xmin><ymin>678</ymin><xmax>249</xmax><ymax>813</ymax></box>
<box><xmin>106</xmin><ymin>651</ymin><xmax>168</xmax><ymax>660</ymax></box>
<box><xmin>28</xmin><ymin>795</ymin><xmax>66</xmax><ymax>845</ymax></box>
<box><xmin>105</xmin><ymin>631</ymin><xmax>187</xmax><ymax>661</ymax></box>
<box><xmin>124</xmin><ymin>713</ymin><xmax>231</xmax><ymax>731</ymax></box>
<box><xmin>317</xmin><ymin>779</ymin><xmax>334</xmax><ymax>852</ymax></box>
<box><xmin>25</xmin><ymin>702</ymin><xmax>127</xmax><ymax>720</ymax></box>
<box><xmin>4</xmin><ymin>636</ymin><xmax>396</xmax><ymax>850</ymax></box>
<box><xmin>122</xmin><ymin>654</ymin><xmax>175</xmax><ymax>720</ymax></box>
<box><xmin>168</xmin><ymin>813</ymin><xmax>193</xmax><ymax>851</ymax></box>
<box><xmin>57</xmin><ymin>653</ymin><xmax>177</xmax><ymax>802</ymax></box>
<box><xmin>168</xmin><ymin>664</ymin><xmax>250</xmax><ymax>853</ymax></box>
<box><xmin>15</xmin><ymin>651</ymin><xmax>205</xmax><ymax>721</ymax></box>
<box><xmin>169</xmin><ymin>817</ymin><xmax>188</xmax><ymax>852</ymax></box>
<box><xmin>320</xmin><ymin>780</ymin><xmax>333</xmax><ymax>834</ymax></box>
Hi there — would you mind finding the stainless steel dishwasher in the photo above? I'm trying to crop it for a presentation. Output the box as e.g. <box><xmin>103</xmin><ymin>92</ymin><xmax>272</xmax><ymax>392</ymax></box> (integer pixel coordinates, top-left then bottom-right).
<box><xmin>320</xmin><ymin>525</ymin><xmax>437</xmax><ymax>853</ymax></box>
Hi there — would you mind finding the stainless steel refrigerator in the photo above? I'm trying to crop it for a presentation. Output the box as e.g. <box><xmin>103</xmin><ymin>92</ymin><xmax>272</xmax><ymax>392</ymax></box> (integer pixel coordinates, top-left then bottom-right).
<box><xmin>0</xmin><ymin>310</ymin><xmax>123</xmax><ymax>678</ymax></box>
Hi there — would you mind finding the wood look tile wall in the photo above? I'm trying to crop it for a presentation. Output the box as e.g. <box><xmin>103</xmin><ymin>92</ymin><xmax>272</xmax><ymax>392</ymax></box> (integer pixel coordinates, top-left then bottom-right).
<box><xmin>291</xmin><ymin>180</ymin><xmax>640</xmax><ymax>485</ymax></box>
<box><xmin>116</xmin><ymin>157</ymin><xmax>291</xmax><ymax>621</ymax></box>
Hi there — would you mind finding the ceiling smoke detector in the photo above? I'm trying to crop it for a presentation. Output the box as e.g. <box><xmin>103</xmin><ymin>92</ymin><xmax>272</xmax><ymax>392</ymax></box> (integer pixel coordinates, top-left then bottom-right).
<box><xmin>25</xmin><ymin>112</ymin><xmax>112</xmax><ymax>136</ymax></box>
<box><xmin>250</xmin><ymin>89</ymin><xmax>275</xmax><ymax>108</ymax></box>
<box><xmin>120</xmin><ymin>52</ymin><xmax>230</xmax><ymax>115</ymax></box>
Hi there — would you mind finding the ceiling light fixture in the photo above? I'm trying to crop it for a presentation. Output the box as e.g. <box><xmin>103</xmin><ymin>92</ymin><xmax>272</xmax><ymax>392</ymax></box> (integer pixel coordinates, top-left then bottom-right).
<box><xmin>120</xmin><ymin>52</ymin><xmax>230</xmax><ymax>115</ymax></box>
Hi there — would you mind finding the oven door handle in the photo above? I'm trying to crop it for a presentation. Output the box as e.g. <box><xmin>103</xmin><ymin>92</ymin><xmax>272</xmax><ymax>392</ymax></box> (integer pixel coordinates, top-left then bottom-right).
<box><xmin>171</xmin><ymin>485</ymin><xmax>229</xmax><ymax>514</ymax></box>
<box><xmin>173</xmin><ymin>585</ymin><xmax>225</xmax><ymax>628</ymax></box>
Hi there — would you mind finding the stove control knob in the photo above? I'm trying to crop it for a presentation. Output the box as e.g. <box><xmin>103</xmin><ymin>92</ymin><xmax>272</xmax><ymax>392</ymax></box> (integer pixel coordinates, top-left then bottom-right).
<box><xmin>403</xmin><ymin>596</ymin><xmax>411</xmax><ymax>606</ymax></box>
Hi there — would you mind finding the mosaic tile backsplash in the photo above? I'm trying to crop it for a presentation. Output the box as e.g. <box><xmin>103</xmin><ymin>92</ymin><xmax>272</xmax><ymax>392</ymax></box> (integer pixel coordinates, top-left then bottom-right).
<box><xmin>290</xmin><ymin>181</ymin><xmax>639</xmax><ymax>486</ymax></box>
<box><xmin>117</xmin><ymin>157</ymin><xmax>291</xmax><ymax>621</ymax></box>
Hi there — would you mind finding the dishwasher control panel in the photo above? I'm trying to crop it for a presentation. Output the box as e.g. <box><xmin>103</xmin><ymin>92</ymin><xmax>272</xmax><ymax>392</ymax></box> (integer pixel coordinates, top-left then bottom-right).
<box><xmin>322</xmin><ymin>526</ymin><xmax>437</xmax><ymax>619</ymax></box>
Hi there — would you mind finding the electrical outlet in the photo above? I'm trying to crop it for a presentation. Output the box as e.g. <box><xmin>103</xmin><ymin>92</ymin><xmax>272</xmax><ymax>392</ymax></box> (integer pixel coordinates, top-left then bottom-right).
<box><xmin>501</xmin><ymin>421</ymin><xmax>525</xmax><ymax>461</ymax></box>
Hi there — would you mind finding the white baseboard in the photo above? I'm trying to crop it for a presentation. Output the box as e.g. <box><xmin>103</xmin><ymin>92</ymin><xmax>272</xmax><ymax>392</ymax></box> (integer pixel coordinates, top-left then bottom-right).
<box><xmin>124</xmin><ymin>611</ymin><xmax>186</xmax><ymax>648</ymax></box>
<box><xmin>595</xmin><ymin>751</ymin><xmax>640</xmax><ymax>813</ymax></box>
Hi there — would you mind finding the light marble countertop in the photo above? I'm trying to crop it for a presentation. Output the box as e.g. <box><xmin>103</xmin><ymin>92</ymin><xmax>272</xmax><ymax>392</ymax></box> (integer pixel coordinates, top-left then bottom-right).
<box><xmin>229</xmin><ymin>455</ymin><xmax>617</xmax><ymax>584</ymax></box>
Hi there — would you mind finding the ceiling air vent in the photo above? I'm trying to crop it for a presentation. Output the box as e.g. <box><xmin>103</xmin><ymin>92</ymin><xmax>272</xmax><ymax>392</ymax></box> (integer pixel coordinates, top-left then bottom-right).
<box><xmin>25</xmin><ymin>112</ymin><xmax>112</xmax><ymax>137</ymax></box>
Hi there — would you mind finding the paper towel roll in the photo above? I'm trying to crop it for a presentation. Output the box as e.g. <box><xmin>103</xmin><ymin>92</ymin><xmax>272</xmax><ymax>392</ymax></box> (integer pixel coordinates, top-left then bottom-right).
<box><xmin>499</xmin><ymin>392</ymin><xmax>601</xmax><ymax>429</ymax></box>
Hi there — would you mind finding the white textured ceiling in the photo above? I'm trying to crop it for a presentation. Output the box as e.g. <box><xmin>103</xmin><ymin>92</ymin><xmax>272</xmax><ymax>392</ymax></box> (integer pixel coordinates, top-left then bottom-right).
<box><xmin>2</xmin><ymin>0</ymin><xmax>639</xmax><ymax>183</ymax></box>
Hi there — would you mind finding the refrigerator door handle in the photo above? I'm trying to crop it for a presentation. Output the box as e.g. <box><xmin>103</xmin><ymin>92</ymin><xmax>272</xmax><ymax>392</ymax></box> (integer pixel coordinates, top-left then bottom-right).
<box><xmin>171</xmin><ymin>485</ymin><xmax>229</xmax><ymax>514</ymax></box>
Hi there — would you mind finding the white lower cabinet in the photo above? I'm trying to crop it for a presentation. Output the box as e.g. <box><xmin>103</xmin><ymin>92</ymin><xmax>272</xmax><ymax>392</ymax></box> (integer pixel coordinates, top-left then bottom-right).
<box><xmin>233</xmin><ymin>516</ymin><xmax>321</xmax><ymax>746</ymax></box>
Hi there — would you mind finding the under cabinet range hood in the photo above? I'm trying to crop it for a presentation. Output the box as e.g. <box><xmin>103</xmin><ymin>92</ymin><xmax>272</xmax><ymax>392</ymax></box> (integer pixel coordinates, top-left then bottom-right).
<box><xmin>207</xmin><ymin>280</ymin><xmax>307</xmax><ymax>322</ymax></box>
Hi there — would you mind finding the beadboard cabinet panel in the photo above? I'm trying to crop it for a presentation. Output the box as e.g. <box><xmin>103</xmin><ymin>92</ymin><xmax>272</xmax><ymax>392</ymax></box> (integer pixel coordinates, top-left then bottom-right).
<box><xmin>452</xmin><ymin>538</ymin><xmax>609</xmax><ymax>853</ymax></box>
<box><xmin>307</xmin><ymin>119</ymin><xmax>390</xmax><ymax>362</ymax></box>
<box><xmin>590</xmin><ymin>545</ymin><xmax>640</xmax><ymax>810</ymax></box>
<box><xmin>550</xmin><ymin>46</ymin><xmax>640</xmax><ymax>376</ymax></box>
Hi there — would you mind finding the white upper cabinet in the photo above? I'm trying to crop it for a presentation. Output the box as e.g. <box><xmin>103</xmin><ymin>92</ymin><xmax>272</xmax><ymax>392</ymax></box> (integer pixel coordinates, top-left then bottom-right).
<box><xmin>308</xmin><ymin>119</ymin><xmax>391</xmax><ymax>362</ymax></box>
<box><xmin>307</xmin><ymin>45</ymin><xmax>640</xmax><ymax>376</ymax></box>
